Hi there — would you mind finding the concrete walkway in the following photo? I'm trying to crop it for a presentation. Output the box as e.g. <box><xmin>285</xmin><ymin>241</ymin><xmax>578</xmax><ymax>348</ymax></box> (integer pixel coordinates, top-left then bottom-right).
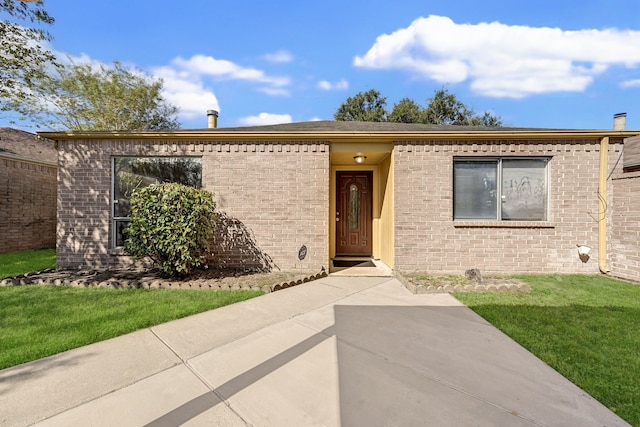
<box><xmin>0</xmin><ymin>276</ymin><xmax>630</xmax><ymax>426</ymax></box>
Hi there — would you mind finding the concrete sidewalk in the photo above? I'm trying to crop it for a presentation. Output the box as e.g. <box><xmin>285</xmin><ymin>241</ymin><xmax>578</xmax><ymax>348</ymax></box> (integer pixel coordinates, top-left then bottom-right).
<box><xmin>0</xmin><ymin>276</ymin><xmax>631</xmax><ymax>426</ymax></box>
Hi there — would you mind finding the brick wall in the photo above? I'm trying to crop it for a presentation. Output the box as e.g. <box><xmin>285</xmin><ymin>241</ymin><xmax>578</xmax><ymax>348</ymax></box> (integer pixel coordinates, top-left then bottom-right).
<box><xmin>204</xmin><ymin>142</ymin><xmax>329</xmax><ymax>271</ymax></box>
<box><xmin>56</xmin><ymin>139</ymin><xmax>329</xmax><ymax>271</ymax></box>
<box><xmin>57</xmin><ymin>136</ymin><xmax>631</xmax><ymax>276</ymax></box>
<box><xmin>0</xmin><ymin>157</ymin><xmax>57</xmax><ymax>253</ymax></box>
<box><xmin>610</xmin><ymin>170</ymin><xmax>640</xmax><ymax>281</ymax></box>
<box><xmin>393</xmin><ymin>139</ymin><xmax>623</xmax><ymax>274</ymax></box>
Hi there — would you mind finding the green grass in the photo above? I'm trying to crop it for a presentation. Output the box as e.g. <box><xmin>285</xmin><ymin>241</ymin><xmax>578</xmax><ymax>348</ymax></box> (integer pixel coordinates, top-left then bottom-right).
<box><xmin>0</xmin><ymin>248</ymin><xmax>56</xmax><ymax>278</ymax></box>
<box><xmin>0</xmin><ymin>286</ymin><xmax>262</xmax><ymax>370</ymax></box>
<box><xmin>454</xmin><ymin>274</ymin><xmax>640</xmax><ymax>426</ymax></box>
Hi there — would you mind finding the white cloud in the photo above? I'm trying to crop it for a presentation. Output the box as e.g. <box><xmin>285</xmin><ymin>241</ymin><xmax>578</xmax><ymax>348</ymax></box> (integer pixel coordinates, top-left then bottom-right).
<box><xmin>354</xmin><ymin>15</ymin><xmax>640</xmax><ymax>98</ymax></box>
<box><xmin>258</xmin><ymin>87</ymin><xmax>291</xmax><ymax>96</ymax></box>
<box><xmin>263</xmin><ymin>50</ymin><xmax>294</xmax><ymax>63</ymax></box>
<box><xmin>238</xmin><ymin>113</ymin><xmax>293</xmax><ymax>126</ymax></box>
<box><xmin>318</xmin><ymin>79</ymin><xmax>349</xmax><ymax>91</ymax></box>
<box><xmin>171</xmin><ymin>55</ymin><xmax>290</xmax><ymax>87</ymax></box>
<box><xmin>621</xmin><ymin>79</ymin><xmax>640</xmax><ymax>88</ymax></box>
<box><xmin>48</xmin><ymin>51</ymin><xmax>219</xmax><ymax>122</ymax></box>
<box><xmin>150</xmin><ymin>54</ymin><xmax>292</xmax><ymax>122</ymax></box>
<box><xmin>153</xmin><ymin>66</ymin><xmax>219</xmax><ymax>119</ymax></box>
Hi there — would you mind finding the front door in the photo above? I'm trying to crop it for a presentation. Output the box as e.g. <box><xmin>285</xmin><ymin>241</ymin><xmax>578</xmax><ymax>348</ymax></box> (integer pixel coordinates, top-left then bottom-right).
<box><xmin>336</xmin><ymin>171</ymin><xmax>373</xmax><ymax>256</ymax></box>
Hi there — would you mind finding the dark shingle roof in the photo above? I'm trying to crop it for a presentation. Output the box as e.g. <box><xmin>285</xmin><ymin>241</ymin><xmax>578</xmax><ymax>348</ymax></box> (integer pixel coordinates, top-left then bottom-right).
<box><xmin>201</xmin><ymin>120</ymin><xmax>560</xmax><ymax>133</ymax></box>
<box><xmin>0</xmin><ymin>127</ymin><xmax>57</xmax><ymax>164</ymax></box>
<box><xmin>37</xmin><ymin>120</ymin><xmax>638</xmax><ymax>142</ymax></box>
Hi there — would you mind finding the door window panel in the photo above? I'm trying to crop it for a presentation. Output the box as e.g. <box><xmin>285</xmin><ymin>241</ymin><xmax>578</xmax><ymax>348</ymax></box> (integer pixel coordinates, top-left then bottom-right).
<box><xmin>349</xmin><ymin>183</ymin><xmax>359</xmax><ymax>230</ymax></box>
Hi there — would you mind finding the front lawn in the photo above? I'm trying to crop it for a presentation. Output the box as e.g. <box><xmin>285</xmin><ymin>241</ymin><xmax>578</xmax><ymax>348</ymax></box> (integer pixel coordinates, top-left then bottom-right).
<box><xmin>454</xmin><ymin>274</ymin><xmax>640</xmax><ymax>426</ymax></box>
<box><xmin>0</xmin><ymin>286</ymin><xmax>262</xmax><ymax>370</ymax></box>
<box><xmin>0</xmin><ymin>248</ymin><xmax>56</xmax><ymax>279</ymax></box>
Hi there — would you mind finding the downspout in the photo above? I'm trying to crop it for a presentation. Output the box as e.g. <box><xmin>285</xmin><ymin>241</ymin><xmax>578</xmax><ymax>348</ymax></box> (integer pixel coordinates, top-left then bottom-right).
<box><xmin>598</xmin><ymin>136</ymin><xmax>610</xmax><ymax>273</ymax></box>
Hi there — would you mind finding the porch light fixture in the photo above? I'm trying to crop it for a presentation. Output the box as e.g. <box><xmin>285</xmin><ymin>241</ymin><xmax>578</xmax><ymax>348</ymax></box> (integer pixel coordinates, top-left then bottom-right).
<box><xmin>353</xmin><ymin>155</ymin><xmax>367</xmax><ymax>164</ymax></box>
<box><xmin>577</xmin><ymin>245</ymin><xmax>591</xmax><ymax>263</ymax></box>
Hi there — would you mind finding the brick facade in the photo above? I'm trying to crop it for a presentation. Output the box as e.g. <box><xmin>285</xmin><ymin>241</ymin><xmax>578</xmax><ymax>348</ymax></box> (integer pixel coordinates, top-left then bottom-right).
<box><xmin>0</xmin><ymin>157</ymin><xmax>57</xmax><ymax>253</ymax></box>
<box><xmin>393</xmin><ymin>139</ymin><xmax>624</xmax><ymax>274</ymax></box>
<box><xmin>52</xmin><ymin>124</ymin><xmax>638</xmax><ymax>280</ymax></box>
<box><xmin>56</xmin><ymin>139</ymin><xmax>329</xmax><ymax>271</ymax></box>
<box><xmin>610</xmin><ymin>170</ymin><xmax>640</xmax><ymax>281</ymax></box>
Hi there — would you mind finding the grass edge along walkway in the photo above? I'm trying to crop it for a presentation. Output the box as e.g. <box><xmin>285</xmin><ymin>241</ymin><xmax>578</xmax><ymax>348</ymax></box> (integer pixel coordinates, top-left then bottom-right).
<box><xmin>0</xmin><ymin>285</ymin><xmax>262</xmax><ymax>370</ymax></box>
<box><xmin>454</xmin><ymin>274</ymin><xmax>640</xmax><ymax>427</ymax></box>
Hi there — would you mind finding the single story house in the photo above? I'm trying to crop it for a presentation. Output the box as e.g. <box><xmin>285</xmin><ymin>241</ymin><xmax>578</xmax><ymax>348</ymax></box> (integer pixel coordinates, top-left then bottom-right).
<box><xmin>39</xmin><ymin>117</ymin><xmax>640</xmax><ymax>280</ymax></box>
<box><xmin>0</xmin><ymin>127</ymin><xmax>57</xmax><ymax>253</ymax></box>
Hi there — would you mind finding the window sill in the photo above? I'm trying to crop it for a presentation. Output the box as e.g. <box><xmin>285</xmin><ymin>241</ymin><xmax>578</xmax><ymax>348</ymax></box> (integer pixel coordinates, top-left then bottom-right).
<box><xmin>453</xmin><ymin>220</ymin><xmax>555</xmax><ymax>228</ymax></box>
<box><xmin>108</xmin><ymin>247</ymin><xmax>128</xmax><ymax>255</ymax></box>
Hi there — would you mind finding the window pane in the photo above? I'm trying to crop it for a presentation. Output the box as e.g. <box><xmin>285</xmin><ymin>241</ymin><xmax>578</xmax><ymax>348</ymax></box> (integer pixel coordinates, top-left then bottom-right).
<box><xmin>113</xmin><ymin>157</ymin><xmax>202</xmax><ymax>247</ymax></box>
<box><xmin>454</xmin><ymin>161</ymin><xmax>497</xmax><ymax>220</ymax></box>
<box><xmin>114</xmin><ymin>219</ymin><xmax>130</xmax><ymax>248</ymax></box>
<box><xmin>349</xmin><ymin>184</ymin><xmax>359</xmax><ymax>230</ymax></box>
<box><xmin>501</xmin><ymin>159</ymin><xmax>547</xmax><ymax>220</ymax></box>
<box><xmin>114</xmin><ymin>157</ymin><xmax>202</xmax><ymax>217</ymax></box>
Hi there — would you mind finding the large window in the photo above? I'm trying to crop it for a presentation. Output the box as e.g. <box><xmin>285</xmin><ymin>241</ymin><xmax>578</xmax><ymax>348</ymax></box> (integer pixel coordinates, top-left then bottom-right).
<box><xmin>454</xmin><ymin>158</ymin><xmax>548</xmax><ymax>221</ymax></box>
<box><xmin>112</xmin><ymin>157</ymin><xmax>202</xmax><ymax>247</ymax></box>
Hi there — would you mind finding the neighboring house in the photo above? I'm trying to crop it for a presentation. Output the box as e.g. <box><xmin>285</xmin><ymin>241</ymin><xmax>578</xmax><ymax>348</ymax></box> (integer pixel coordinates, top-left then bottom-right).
<box><xmin>0</xmin><ymin>127</ymin><xmax>57</xmax><ymax>253</ymax></box>
<box><xmin>39</xmin><ymin>119</ymin><xmax>640</xmax><ymax>280</ymax></box>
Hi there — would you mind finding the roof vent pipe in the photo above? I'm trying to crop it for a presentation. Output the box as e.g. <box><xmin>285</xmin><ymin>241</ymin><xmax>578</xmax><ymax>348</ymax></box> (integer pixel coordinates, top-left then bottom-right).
<box><xmin>207</xmin><ymin>110</ymin><xmax>219</xmax><ymax>129</ymax></box>
<box><xmin>613</xmin><ymin>112</ymin><xmax>626</xmax><ymax>131</ymax></box>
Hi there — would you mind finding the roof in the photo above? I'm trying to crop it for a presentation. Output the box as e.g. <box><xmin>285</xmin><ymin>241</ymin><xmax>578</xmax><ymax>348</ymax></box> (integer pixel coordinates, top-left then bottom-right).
<box><xmin>37</xmin><ymin>120</ymin><xmax>640</xmax><ymax>142</ymax></box>
<box><xmin>202</xmin><ymin>120</ymin><xmax>547</xmax><ymax>133</ymax></box>
<box><xmin>0</xmin><ymin>127</ymin><xmax>57</xmax><ymax>165</ymax></box>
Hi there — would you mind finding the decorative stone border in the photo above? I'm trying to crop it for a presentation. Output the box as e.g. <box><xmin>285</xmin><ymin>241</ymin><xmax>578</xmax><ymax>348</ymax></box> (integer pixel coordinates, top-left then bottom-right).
<box><xmin>269</xmin><ymin>271</ymin><xmax>328</xmax><ymax>293</ymax></box>
<box><xmin>0</xmin><ymin>269</ymin><xmax>328</xmax><ymax>293</ymax></box>
<box><xmin>403</xmin><ymin>282</ymin><xmax>531</xmax><ymax>294</ymax></box>
<box><xmin>394</xmin><ymin>272</ymin><xmax>531</xmax><ymax>294</ymax></box>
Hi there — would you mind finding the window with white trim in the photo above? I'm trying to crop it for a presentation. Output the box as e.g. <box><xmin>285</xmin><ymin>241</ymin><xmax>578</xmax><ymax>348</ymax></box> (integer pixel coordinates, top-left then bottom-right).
<box><xmin>453</xmin><ymin>158</ymin><xmax>549</xmax><ymax>221</ymax></box>
<box><xmin>112</xmin><ymin>157</ymin><xmax>202</xmax><ymax>247</ymax></box>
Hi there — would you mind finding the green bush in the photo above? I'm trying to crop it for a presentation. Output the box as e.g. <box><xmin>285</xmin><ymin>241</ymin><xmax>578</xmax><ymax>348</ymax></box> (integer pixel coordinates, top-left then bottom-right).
<box><xmin>124</xmin><ymin>183</ymin><xmax>216</xmax><ymax>276</ymax></box>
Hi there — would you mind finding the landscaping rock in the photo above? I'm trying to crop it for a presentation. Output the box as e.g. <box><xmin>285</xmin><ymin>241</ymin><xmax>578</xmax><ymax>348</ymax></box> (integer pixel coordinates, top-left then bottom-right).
<box><xmin>465</xmin><ymin>268</ymin><xmax>483</xmax><ymax>284</ymax></box>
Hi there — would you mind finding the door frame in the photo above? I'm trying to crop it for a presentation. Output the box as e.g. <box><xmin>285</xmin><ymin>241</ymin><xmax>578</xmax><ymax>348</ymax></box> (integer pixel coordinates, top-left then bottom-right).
<box><xmin>335</xmin><ymin>170</ymin><xmax>373</xmax><ymax>256</ymax></box>
<box><xmin>329</xmin><ymin>165</ymin><xmax>380</xmax><ymax>260</ymax></box>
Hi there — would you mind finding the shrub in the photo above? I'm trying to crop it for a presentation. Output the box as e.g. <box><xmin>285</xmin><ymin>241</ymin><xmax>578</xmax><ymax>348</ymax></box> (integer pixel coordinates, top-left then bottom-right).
<box><xmin>124</xmin><ymin>183</ymin><xmax>216</xmax><ymax>276</ymax></box>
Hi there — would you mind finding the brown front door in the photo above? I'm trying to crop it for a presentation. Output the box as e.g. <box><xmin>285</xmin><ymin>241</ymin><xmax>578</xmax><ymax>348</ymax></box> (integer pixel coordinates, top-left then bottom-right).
<box><xmin>336</xmin><ymin>171</ymin><xmax>373</xmax><ymax>256</ymax></box>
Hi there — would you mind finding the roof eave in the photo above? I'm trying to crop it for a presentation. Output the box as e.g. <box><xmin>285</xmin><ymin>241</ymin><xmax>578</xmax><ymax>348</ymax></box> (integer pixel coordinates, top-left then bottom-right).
<box><xmin>37</xmin><ymin>129</ymin><xmax>640</xmax><ymax>142</ymax></box>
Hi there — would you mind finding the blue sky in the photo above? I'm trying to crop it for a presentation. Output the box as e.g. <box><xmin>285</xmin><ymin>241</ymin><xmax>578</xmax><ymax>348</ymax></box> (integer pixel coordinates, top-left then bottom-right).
<box><xmin>4</xmin><ymin>0</ymin><xmax>640</xmax><ymax>130</ymax></box>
